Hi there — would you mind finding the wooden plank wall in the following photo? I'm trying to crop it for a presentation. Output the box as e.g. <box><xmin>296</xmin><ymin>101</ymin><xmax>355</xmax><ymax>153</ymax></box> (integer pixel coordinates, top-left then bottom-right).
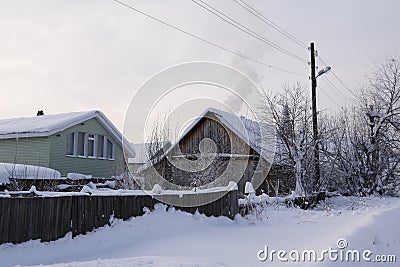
<box><xmin>0</xmin><ymin>190</ymin><xmax>238</xmax><ymax>245</ymax></box>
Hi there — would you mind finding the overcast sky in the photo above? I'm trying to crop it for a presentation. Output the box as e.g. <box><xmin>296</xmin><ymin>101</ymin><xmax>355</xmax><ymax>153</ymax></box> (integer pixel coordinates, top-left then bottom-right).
<box><xmin>1</xmin><ymin>0</ymin><xmax>399</xmax><ymax>142</ymax></box>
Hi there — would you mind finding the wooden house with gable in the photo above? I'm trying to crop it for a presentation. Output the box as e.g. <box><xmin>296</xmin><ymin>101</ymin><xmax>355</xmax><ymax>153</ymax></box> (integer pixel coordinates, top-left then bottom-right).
<box><xmin>138</xmin><ymin>108</ymin><xmax>281</xmax><ymax>195</ymax></box>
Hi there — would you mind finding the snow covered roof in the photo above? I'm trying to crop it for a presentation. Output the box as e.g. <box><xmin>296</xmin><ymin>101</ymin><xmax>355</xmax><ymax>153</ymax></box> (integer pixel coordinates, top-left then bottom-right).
<box><xmin>0</xmin><ymin>111</ymin><xmax>135</xmax><ymax>156</ymax></box>
<box><xmin>137</xmin><ymin>108</ymin><xmax>275</xmax><ymax>172</ymax></box>
<box><xmin>177</xmin><ymin>108</ymin><xmax>276</xmax><ymax>162</ymax></box>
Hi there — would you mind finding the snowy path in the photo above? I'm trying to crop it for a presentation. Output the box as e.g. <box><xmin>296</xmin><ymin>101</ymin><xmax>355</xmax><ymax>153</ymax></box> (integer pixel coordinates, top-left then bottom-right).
<box><xmin>1</xmin><ymin>197</ymin><xmax>399</xmax><ymax>267</ymax></box>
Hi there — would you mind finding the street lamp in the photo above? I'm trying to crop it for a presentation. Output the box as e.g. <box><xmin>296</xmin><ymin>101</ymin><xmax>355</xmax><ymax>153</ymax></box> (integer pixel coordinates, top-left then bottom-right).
<box><xmin>310</xmin><ymin>42</ymin><xmax>331</xmax><ymax>192</ymax></box>
<box><xmin>317</xmin><ymin>66</ymin><xmax>332</xmax><ymax>78</ymax></box>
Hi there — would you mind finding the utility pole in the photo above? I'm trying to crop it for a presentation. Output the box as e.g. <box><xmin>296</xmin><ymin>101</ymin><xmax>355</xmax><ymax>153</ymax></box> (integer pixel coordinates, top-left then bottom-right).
<box><xmin>310</xmin><ymin>42</ymin><xmax>320</xmax><ymax>191</ymax></box>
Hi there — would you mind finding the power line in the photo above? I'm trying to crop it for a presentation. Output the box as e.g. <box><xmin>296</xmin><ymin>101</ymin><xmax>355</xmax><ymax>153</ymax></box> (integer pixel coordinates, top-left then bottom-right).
<box><xmin>192</xmin><ymin>0</ymin><xmax>308</xmax><ymax>64</ymax></box>
<box><xmin>318</xmin><ymin>56</ymin><xmax>357</xmax><ymax>97</ymax></box>
<box><xmin>226</xmin><ymin>2</ymin><xmax>345</xmax><ymax>105</ymax></box>
<box><xmin>330</xmin><ymin>71</ymin><xmax>358</xmax><ymax>98</ymax></box>
<box><xmin>232</xmin><ymin>0</ymin><xmax>308</xmax><ymax>49</ymax></box>
<box><xmin>318</xmin><ymin>86</ymin><xmax>342</xmax><ymax>108</ymax></box>
<box><xmin>320</xmin><ymin>78</ymin><xmax>347</xmax><ymax>106</ymax></box>
<box><xmin>321</xmin><ymin>76</ymin><xmax>348</xmax><ymax>102</ymax></box>
<box><xmin>113</xmin><ymin>0</ymin><xmax>307</xmax><ymax>77</ymax></box>
<box><xmin>223</xmin><ymin>1</ymin><xmax>346</xmax><ymax>106</ymax></box>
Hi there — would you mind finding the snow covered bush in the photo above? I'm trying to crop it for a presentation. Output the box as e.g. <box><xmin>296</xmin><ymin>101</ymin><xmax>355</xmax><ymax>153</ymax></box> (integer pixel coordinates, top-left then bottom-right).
<box><xmin>0</xmin><ymin>163</ymin><xmax>61</xmax><ymax>191</ymax></box>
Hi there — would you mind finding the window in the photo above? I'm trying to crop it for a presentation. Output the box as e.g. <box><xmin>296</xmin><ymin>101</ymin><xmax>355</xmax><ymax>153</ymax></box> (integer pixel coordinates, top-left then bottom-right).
<box><xmin>106</xmin><ymin>139</ymin><xmax>114</xmax><ymax>159</ymax></box>
<box><xmin>66</xmin><ymin>132</ymin><xmax>114</xmax><ymax>160</ymax></box>
<box><xmin>87</xmin><ymin>134</ymin><xmax>95</xmax><ymax>157</ymax></box>
<box><xmin>77</xmin><ymin>132</ymin><xmax>86</xmax><ymax>157</ymax></box>
<box><xmin>97</xmin><ymin>135</ymin><xmax>105</xmax><ymax>158</ymax></box>
<box><xmin>66</xmin><ymin>133</ymin><xmax>76</xmax><ymax>156</ymax></box>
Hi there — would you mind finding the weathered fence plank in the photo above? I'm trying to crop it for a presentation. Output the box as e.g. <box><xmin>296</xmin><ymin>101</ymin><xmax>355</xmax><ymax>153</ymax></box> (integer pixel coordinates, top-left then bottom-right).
<box><xmin>0</xmin><ymin>190</ymin><xmax>238</xmax><ymax>245</ymax></box>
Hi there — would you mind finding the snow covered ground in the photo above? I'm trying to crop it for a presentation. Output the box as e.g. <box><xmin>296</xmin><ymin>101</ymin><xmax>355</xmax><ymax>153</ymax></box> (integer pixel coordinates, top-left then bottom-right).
<box><xmin>1</xmin><ymin>196</ymin><xmax>399</xmax><ymax>267</ymax></box>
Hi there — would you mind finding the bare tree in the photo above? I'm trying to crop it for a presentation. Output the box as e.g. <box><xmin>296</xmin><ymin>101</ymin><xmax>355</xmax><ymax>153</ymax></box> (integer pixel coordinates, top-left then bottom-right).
<box><xmin>362</xmin><ymin>57</ymin><xmax>400</xmax><ymax>194</ymax></box>
<box><xmin>262</xmin><ymin>83</ymin><xmax>315</xmax><ymax>196</ymax></box>
<box><xmin>322</xmin><ymin>57</ymin><xmax>400</xmax><ymax>196</ymax></box>
<box><xmin>322</xmin><ymin>107</ymin><xmax>368</xmax><ymax>194</ymax></box>
<box><xmin>145</xmin><ymin>115</ymin><xmax>173</xmax><ymax>162</ymax></box>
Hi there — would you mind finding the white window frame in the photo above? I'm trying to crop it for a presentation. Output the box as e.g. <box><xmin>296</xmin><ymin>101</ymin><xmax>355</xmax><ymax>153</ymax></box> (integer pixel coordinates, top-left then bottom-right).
<box><xmin>66</xmin><ymin>132</ymin><xmax>77</xmax><ymax>157</ymax></box>
<box><xmin>97</xmin><ymin>135</ymin><xmax>107</xmax><ymax>160</ymax></box>
<box><xmin>67</xmin><ymin>132</ymin><xmax>115</xmax><ymax>161</ymax></box>
<box><xmin>77</xmin><ymin>132</ymin><xmax>87</xmax><ymax>158</ymax></box>
<box><xmin>105</xmin><ymin>137</ymin><xmax>115</xmax><ymax>160</ymax></box>
<box><xmin>87</xmin><ymin>133</ymin><xmax>96</xmax><ymax>159</ymax></box>
<box><xmin>110</xmin><ymin>142</ymin><xmax>115</xmax><ymax>160</ymax></box>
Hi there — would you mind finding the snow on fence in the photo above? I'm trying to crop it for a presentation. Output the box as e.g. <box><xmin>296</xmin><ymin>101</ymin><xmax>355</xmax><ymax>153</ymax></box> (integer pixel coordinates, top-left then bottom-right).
<box><xmin>0</xmin><ymin>190</ymin><xmax>238</xmax><ymax>245</ymax></box>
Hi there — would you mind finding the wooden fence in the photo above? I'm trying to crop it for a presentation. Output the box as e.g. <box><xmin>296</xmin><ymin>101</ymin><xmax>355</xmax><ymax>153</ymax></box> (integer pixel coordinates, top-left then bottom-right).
<box><xmin>0</xmin><ymin>190</ymin><xmax>238</xmax><ymax>245</ymax></box>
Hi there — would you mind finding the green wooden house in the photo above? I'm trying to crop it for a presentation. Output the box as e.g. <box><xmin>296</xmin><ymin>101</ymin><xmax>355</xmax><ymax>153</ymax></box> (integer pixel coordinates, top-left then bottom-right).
<box><xmin>0</xmin><ymin>110</ymin><xmax>135</xmax><ymax>178</ymax></box>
